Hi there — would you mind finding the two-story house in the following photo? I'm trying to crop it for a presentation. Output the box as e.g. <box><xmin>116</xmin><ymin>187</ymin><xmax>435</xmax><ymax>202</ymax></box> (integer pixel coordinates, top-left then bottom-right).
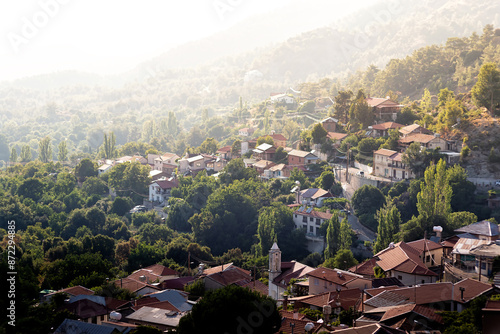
<box><xmin>288</xmin><ymin>149</ymin><xmax>319</xmax><ymax>167</ymax></box>
<box><xmin>299</xmin><ymin>188</ymin><xmax>333</xmax><ymax>207</ymax></box>
<box><xmin>399</xmin><ymin>133</ymin><xmax>449</xmax><ymax>151</ymax></box>
<box><xmin>398</xmin><ymin>124</ymin><xmax>433</xmax><ymax>137</ymax></box>
<box><xmin>153</xmin><ymin>152</ymin><xmax>180</xmax><ymax>175</ymax></box>
<box><xmin>293</xmin><ymin>206</ymin><xmax>333</xmax><ymax>236</ymax></box>
<box><xmin>366</xmin><ymin>97</ymin><xmax>403</xmax><ymax>121</ymax></box>
<box><xmin>373</xmin><ymin>149</ymin><xmax>413</xmax><ymax>180</ymax></box>
<box><xmin>369</xmin><ymin>121</ymin><xmax>404</xmax><ymax>138</ymax></box>
<box><xmin>149</xmin><ymin>178</ymin><xmax>178</xmax><ymax>205</ymax></box>
<box><xmin>374</xmin><ymin>241</ymin><xmax>438</xmax><ymax>286</ymax></box>
<box><xmin>321</xmin><ymin>117</ymin><xmax>338</xmax><ymax>132</ymax></box>
<box><xmin>452</xmin><ymin>220</ymin><xmax>500</xmax><ymax>276</ymax></box>
<box><xmin>253</xmin><ymin>143</ymin><xmax>276</xmax><ymax>161</ymax></box>
<box><xmin>238</xmin><ymin>127</ymin><xmax>255</xmax><ymax>137</ymax></box>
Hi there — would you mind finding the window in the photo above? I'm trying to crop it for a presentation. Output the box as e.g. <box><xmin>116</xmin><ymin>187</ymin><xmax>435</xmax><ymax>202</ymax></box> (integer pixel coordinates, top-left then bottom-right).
<box><xmin>426</xmin><ymin>255</ymin><xmax>430</xmax><ymax>263</ymax></box>
<box><xmin>398</xmin><ymin>275</ymin><xmax>402</xmax><ymax>280</ymax></box>
<box><xmin>316</xmin><ymin>218</ymin><xmax>321</xmax><ymax>225</ymax></box>
<box><xmin>310</xmin><ymin>217</ymin><xmax>313</xmax><ymax>222</ymax></box>
<box><xmin>302</xmin><ymin>216</ymin><xmax>307</xmax><ymax>223</ymax></box>
<box><xmin>422</xmin><ymin>280</ymin><xmax>425</xmax><ymax>284</ymax></box>
<box><xmin>295</xmin><ymin>215</ymin><xmax>297</xmax><ymax>218</ymax></box>
<box><xmin>310</xmin><ymin>226</ymin><xmax>314</xmax><ymax>233</ymax></box>
<box><xmin>314</xmin><ymin>278</ymin><xmax>319</xmax><ymax>286</ymax></box>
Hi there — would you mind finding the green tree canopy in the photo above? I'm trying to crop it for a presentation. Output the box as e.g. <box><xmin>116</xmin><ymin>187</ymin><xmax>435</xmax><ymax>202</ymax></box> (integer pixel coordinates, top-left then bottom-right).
<box><xmin>177</xmin><ymin>285</ymin><xmax>281</xmax><ymax>334</ymax></box>
<box><xmin>471</xmin><ymin>62</ymin><xmax>500</xmax><ymax>114</ymax></box>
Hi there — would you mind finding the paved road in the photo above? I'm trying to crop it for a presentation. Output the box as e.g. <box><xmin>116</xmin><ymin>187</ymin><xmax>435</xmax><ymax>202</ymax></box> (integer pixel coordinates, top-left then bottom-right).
<box><xmin>340</xmin><ymin>179</ymin><xmax>377</xmax><ymax>243</ymax></box>
<box><xmin>467</xmin><ymin>177</ymin><xmax>499</xmax><ymax>188</ymax></box>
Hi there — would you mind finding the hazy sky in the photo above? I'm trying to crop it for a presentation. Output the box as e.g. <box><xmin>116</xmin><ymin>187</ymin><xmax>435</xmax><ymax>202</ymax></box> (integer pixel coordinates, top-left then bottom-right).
<box><xmin>0</xmin><ymin>0</ymin><xmax>372</xmax><ymax>82</ymax></box>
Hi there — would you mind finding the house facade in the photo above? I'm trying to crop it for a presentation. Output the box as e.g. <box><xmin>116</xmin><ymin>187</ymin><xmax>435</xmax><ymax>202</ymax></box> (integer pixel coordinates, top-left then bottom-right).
<box><xmin>148</xmin><ymin>178</ymin><xmax>178</xmax><ymax>205</ymax></box>
<box><xmin>366</xmin><ymin>97</ymin><xmax>403</xmax><ymax>121</ymax></box>
<box><xmin>374</xmin><ymin>241</ymin><xmax>438</xmax><ymax>286</ymax></box>
<box><xmin>399</xmin><ymin>133</ymin><xmax>449</xmax><ymax>151</ymax></box>
<box><xmin>307</xmin><ymin>268</ymin><xmax>371</xmax><ymax>295</ymax></box>
<box><xmin>288</xmin><ymin>149</ymin><xmax>319</xmax><ymax>167</ymax></box>
<box><xmin>370</xmin><ymin>121</ymin><xmax>404</xmax><ymax>138</ymax></box>
<box><xmin>321</xmin><ymin>117</ymin><xmax>338</xmax><ymax>132</ymax></box>
<box><xmin>373</xmin><ymin>149</ymin><xmax>413</xmax><ymax>180</ymax></box>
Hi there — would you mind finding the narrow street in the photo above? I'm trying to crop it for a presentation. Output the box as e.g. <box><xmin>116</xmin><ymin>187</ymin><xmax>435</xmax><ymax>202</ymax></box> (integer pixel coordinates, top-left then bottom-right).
<box><xmin>336</xmin><ymin>169</ymin><xmax>377</xmax><ymax>243</ymax></box>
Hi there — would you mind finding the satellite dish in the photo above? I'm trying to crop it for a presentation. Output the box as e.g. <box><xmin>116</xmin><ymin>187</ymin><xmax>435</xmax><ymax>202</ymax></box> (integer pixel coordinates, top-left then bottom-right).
<box><xmin>305</xmin><ymin>322</ymin><xmax>315</xmax><ymax>332</ymax></box>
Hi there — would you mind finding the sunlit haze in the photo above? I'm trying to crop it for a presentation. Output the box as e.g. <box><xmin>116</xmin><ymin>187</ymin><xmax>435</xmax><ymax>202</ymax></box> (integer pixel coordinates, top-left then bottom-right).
<box><xmin>0</xmin><ymin>0</ymin><xmax>371</xmax><ymax>82</ymax></box>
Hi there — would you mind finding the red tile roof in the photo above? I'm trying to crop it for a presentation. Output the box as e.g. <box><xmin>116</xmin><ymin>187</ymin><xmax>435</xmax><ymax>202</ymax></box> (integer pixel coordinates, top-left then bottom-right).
<box><xmin>399</xmin><ymin>133</ymin><xmax>439</xmax><ymax>144</ymax></box>
<box><xmin>373</xmin><ymin>149</ymin><xmax>397</xmax><ymax>157</ymax></box>
<box><xmin>349</xmin><ymin>258</ymin><xmax>378</xmax><ymax>277</ymax></box>
<box><xmin>272</xmin><ymin>261</ymin><xmax>315</xmax><ymax>288</ymax></box>
<box><xmin>380</xmin><ymin>303</ymin><xmax>443</xmax><ymax>324</ymax></box>
<box><xmin>294</xmin><ymin>208</ymin><xmax>333</xmax><ymax>220</ymax></box>
<box><xmin>216</xmin><ymin>145</ymin><xmax>232</xmax><ymax>153</ymax></box>
<box><xmin>307</xmin><ymin>267</ymin><xmax>363</xmax><ymax>286</ymax></box>
<box><xmin>112</xmin><ymin>277</ymin><xmax>160</xmax><ymax>293</ymax></box>
<box><xmin>143</xmin><ymin>264</ymin><xmax>180</xmax><ymax>277</ymax></box>
<box><xmin>483</xmin><ymin>300</ymin><xmax>500</xmax><ymax>311</ymax></box>
<box><xmin>154</xmin><ymin>179</ymin><xmax>178</xmax><ymax>189</ymax></box>
<box><xmin>371</xmin><ymin>122</ymin><xmax>404</xmax><ymax>130</ymax></box>
<box><xmin>366</xmin><ymin>97</ymin><xmax>393</xmax><ymax>107</ymax></box>
<box><xmin>238</xmin><ymin>279</ymin><xmax>269</xmax><ymax>296</ymax></box>
<box><xmin>298</xmin><ymin>288</ymin><xmax>362</xmax><ymax>310</ymax></box>
<box><xmin>375</xmin><ymin>242</ymin><xmax>437</xmax><ymax>276</ymax></box>
<box><xmin>205</xmin><ymin>267</ymin><xmax>252</xmax><ymax>287</ymax></box>
<box><xmin>327</xmin><ymin>132</ymin><xmax>349</xmax><ymax>140</ymax></box>
<box><xmin>203</xmin><ymin>263</ymin><xmax>251</xmax><ymax>276</ymax></box>
<box><xmin>406</xmin><ymin>239</ymin><xmax>443</xmax><ymax>253</ymax></box>
<box><xmin>58</xmin><ymin>285</ymin><xmax>95</xmax><ymax>296</ymax></box>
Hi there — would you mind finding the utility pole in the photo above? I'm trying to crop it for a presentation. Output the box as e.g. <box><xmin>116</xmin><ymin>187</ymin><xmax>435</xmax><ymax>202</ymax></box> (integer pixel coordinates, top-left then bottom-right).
<box><xmin>345</xmin><ymin>143</ymin><xmax>350</xmax><ymax>183</ymax></box>
<box><xmin>478</xmin><ymin>256</ymin><xmax>482</xmax><ymax>282</ymax></box>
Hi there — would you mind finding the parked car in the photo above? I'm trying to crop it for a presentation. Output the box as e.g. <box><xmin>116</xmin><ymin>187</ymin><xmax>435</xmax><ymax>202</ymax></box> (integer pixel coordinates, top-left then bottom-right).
<box><xmin>356</xmin><ymin>170</ymin><xmax>364</xmax><ymax>177</ymax></box>
<box><xmin>496</xmin><ymin>180</ymin><xmax>500</xmax><ymax>186</ymax></box>
<box><xmin>129</xmin><ymin>205</ymin><xmax>147</xmax><ymax>213</ymax></box>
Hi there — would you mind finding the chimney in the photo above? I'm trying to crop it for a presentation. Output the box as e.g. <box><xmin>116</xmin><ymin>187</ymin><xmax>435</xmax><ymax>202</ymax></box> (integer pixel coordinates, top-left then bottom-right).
<box><xmin>323</xmin><ymin>304</ymin><xmax>332</xmax><ymax>323</ymax></box>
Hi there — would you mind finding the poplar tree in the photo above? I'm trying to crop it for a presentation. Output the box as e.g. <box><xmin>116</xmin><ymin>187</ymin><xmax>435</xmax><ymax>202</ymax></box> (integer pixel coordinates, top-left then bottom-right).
<box><xmin>20</xmin><ymin>145</ymin><xmax>32</xmax><ymax>162</ymax></box>
<box><xmin>9</xmin><ymin>148</ymin><xmax>17</xmax><ymax>164</ymax></box>
<box><xmin>103</xmin><ymin>132</ymin><xmax>116</xmax><ymax>159</ymax></box>
<box><xmin>417</xmin><ymin>159</ymin><xmax>452</xmax><ymax>221</ymax></box>
<box><xmin>374</xmin><ymin>202</ymin><xmax>401</xmax><ymax>253</ymax></box>
<box><xmin>38</xmin><ymin>136</ymin><xmax>52</xmax><ymax>163</ymax></box>
<box><xmin>324</xmin><ymin>210</ymin><xmax>340</xmax><ymax>259</ymax></box>
<box><xmin>58</xmin><ymin>140</ymin><xmax>68</xmax><ymax>162</ymax></box>
<box><xmin>339</xmin><ymin>218</ymin><xmax>353</xmax><ymax>250</ymax></box>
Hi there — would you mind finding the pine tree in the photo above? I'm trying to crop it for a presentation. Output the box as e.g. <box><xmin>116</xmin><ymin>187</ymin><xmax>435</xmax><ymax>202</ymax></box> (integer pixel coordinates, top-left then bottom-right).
<box><xmin>471</xmin><ymin>62</ymin><xmax>500</xmax><ymax>115</ymax></box>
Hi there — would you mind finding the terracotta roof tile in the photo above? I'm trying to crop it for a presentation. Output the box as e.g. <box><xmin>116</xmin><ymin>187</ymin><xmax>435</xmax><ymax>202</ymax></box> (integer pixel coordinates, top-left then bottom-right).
<box><xmin>407</xmin><ymin>239</ymin><xmax>443</xmax><ymax>252</ymax></box>
<box><xmin>371</xmin><ymin>122</ymin><xmax>404</xmax><ymax>130</ymax></box>
<box><xmin>373</xmin><ymin>149</ymin><xmax>397</xmax><ymax>157</ymax></box>
<box><xmin>57</xmin><ymin>285</ymin><xmax>95</xmax><ymax>296</ymax></box>
<box><xmin>327</xmin><ymin>132</ymin><xmax>348</xmax><ymax>140</ymax></box>
<box><xmin>399</xmin><ymin>133</ymin><xmax>439</xmax><ymax>144</ymax></box>
<box><xmin>294</xmin><ymin>207</ymin><xmax>333</xmax><ymax>220</ymax></box>
<box><xmin>375</xmin><ymin>242</ymin><xmax>437</xmax><ymax>276</ymax></box>
<box><xmin>349</xmin><ymin>258</ymin><xmax>378</xmax><ymax>277</ymax></box>
<box><xmin>307</xmin><ymin>267</ymin><xmax>363</xmax><ymax>286</ymax></box>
